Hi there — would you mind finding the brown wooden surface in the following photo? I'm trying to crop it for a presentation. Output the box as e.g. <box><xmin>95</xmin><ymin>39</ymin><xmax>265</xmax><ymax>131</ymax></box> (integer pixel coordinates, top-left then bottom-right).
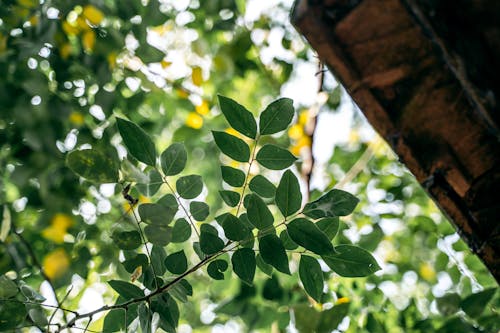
<box><xmin>292</xmin><ymin>0</ymin><xmax>500</xmax><ymax>282</ymax></box>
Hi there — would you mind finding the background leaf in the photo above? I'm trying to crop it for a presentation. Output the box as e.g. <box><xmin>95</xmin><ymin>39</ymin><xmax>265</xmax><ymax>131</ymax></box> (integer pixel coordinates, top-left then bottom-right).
<box><xmin>218</xmin><ymin>95</ymin><xmax>257</xmax><ymax>139</ymax></box>
<box><xmin>116</xmin><ymin>117</ymin><xmax>157</xmax><ymax>166</ymax></box>
<box><xmin>66</xmin><ymin>149</ymin><xmax>118</xmax><ymax>183</ymax></box>
<box><xmin>259</xmin><ymin>98</ymin><xmax>294</xmax><ymax>135</ymax></box>
<box><xmin>256</xmin><ymin>144</ymin><xmax>297</xmax><ymax>170</ymax></box>
<box><xmin>460</xmin><ymin>288</ymin><xmax>496</xmax><ymax>318</ymax></box>
<box><xmin>212</xmin><ymin>131</ymin><xmax>250</xmax><ymax>162</ymax></box>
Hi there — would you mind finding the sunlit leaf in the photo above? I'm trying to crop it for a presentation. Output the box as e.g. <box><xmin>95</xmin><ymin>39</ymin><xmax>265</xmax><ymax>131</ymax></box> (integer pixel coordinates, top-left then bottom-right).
<box><xmin>246</xmin><ymin>194</ymin><xmax>274</xmax><ymax>229</ymax></box>
<box><xmin>232</xmin><ymin>248</ymin><xmax>256</xmax><ymax>285</ymax></box>
<box><xmin>165</xmin><ymin>250</ymin><xmax>188</xmax><ymax>274</ymax></box>
<box><xmin>287</xmin><ymin>218</ymin><xmax>335</xmax><ymax>255</ymax></box>
<box><xmin>259</xmin><ymin>233</ymin><xmax>290</xmax><ymax>274</ymax></box>
<box><xmin>303</xmin><ymin>189</ymin><xmax>359</xmax><ymax>219</ymax></box>
<box><xmin>256</xmin><ymin>144</ymin><xmax>297</xmax><ymax>170</ymax></box>
<box><xmin>161</xmin><ymin>143</ymin><xmax>187</xmax><ymax>176</ymax></box>
<box><xmin>249</xmin><ymin>175</ymin><xmax>276</xmax><ymax>198</ymax></box>
<box><xmin>322</xmin><ymin>245</ymin><xmax>380</xmax><ymax>277</ymax></box>
<box><xmin>259</xmin><ymin>98</ymin><xmax>294</xmax><ymax>135</ymax></box>
<box><xmin>176</xmin><ymin>175</ymin><xmax>203</xmax><ymax>199</ymax></box>
<box><xmin>190</xmin><ymin>201</ymin><xmax>209</xmax><ymax>221</ymax></box>
<box><xmin>116</xmin><ymin>117</ymin><xmax>157</xmax><ymax>166</ymax></box>
<box><xmin>218</xmin><ymin>95</ymin><xmax>257</xmax><ymax>139</ymax></box>
<box><xmin>299</xmin><ymin>255</ymin><xmax>323</xmax><ymax>302</ymax></box>
<box><xmin>212</xmin><ymin>131</ymin><xmax>250</xmax><ymax>162</ymax></box>
<box><xmin>275</xmin><ymin>170</ymin><xmax>301</xmax><ymax>217</ymax></box>
<box><xmin>66</xmin><ymin>149</ymin><xmax>119</xmax><ymax>183</ymax></box>
<box><xmin>221</xmin><ymin>166</ymin><xmax>246</xmax><ymax>187</ymax></box>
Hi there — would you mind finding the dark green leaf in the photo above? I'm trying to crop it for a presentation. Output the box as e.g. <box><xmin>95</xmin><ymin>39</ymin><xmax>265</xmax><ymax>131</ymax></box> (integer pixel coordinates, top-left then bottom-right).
<box><xmin>200</xmin><ymin>224</ymin><xmax>224</xmax><ymax>254</ymax></box>
<box><xmin>108</xmin><ymin>280</ymin><xmax>144</xmax><ymax>300</ymax></box>
<box><xmin>275</xmin><ymin>170</ymin><xmax>301</xmax><ymax>217</ymax></box>
<box><xmin>111</xmin><ymin>230</ymin><xmax>141</xmax><ymax>250</ymax></box>
<box><xmin>28</xmin><ymin>305</ymin><xmax>48</xmax><ymax>327</ymax></box>
<box><xmin>103</xmin><ymin>297</ymin><xmax>138</xmax><ymax>332</ymax></box>
<box><xmin>136</xmin><ymin>169</ymin><xmax>162</xmax><ymax>196</ymax></box>
<box><xmin>317</xmin><ymin>217</ymin><xmax>340</xmax><ymax>241</ymax></box>
<box><xmin>0</xmin><ymin>299</ymin><xmax>26</xmax><ymax>330</ymax></box>
<box><xmin>280</xmin><ymin>230</ymin><xmax>299</xmax><ymax>250</ymax></box>
<box><xmin>256</xmin><ymin>254</ymin><xmax>273</xmax><ymax>276</ymax></box>
<box><xmin>460</xmin><ymin>288</ymin><xmax>496</xmax><ymax>318</ymax></box>
<box><xmin>249</xmin><ymin>175</ymin><xmax>276</xmax><ymax>198</ymax></box>
<box><xmin>299</xmin><ymin>255</ymin><xmax>324</xmax><ymax>302</ymax></box>
<box><xmin>122</xmin><ymin>254</ymin><xmax>148</xmax><ymax>273</ymax></box>
<box><xmin>138</xmin><ymin>203</ymin><xmax>176</xmax><ymax>225</ymax></box>
<box><xmin>207</xmin><ymin>259</ymin><xmax>229</xmax><ymax>280</ymax></box>
<box><xmin>287</xmin><ymin>218</ymin><xmax>335</xmax><ymax>255</ymax></box>
<box><xmin>247</xmin><ymin>194</ymin><xmax>274</xmax><ymax>229</ymax></box>
<box><xmin>212</xmin><ymin>131</ymin><xmax>250</xmax><ymax>162</ymax></box>
<box><xmin>158</xmin><ymin>193</ymin><xmax>178</xmax><ymax>209</ymax></box>
<box><xmin>232</xmin><ymin>248</ymin><xmax>256</xmax><ymax>285</ymax></box>
<box><xmin>151</xmin><ymin>294</ymin><xmax>178</xmax><ymax>333</ymax></box>
<box><xmin>317</xmin><ymin>303</ymin><xmax>350</xmax><ymax>333</ymax></box>
<box><xmin>303</xmin><ymin>189</ymin><xmax>359</xmax><ymax>219</ymax></box>
<box><xmin>151</xmin><ymin>246</ymin><xmax>167</xmax><ymax>275</ymax></box>
<box><xmin>263</xmin><ymin>276</ymin><xmax>284</xmax><ymax>301</ymax></box>
<box><xmin>144</xmin><ymin>225</ymin><xmax>172</xmax><ymax>246</ymax></box>
<box><xmin>216</xmin><ymin>213</ymin><xmax>249</xmax><ymax>241</ymax></box>
<box><xmin>138</xmin><ymin>303</ymin><xmax>151</xmax><ymax>333</ymax></box>
<box><xmin>19</xmin><ymin>283</ymin><xmax>45</xmax><ymax>302</ymax></box>
<box><xmin>357</xmin><ymin>224</ymin><xmax>384</xmax><ymax>251</ymax></box>
<box><xmin>221</xmin><ymin>166</ymin><xmax>246</xmax><ymax>187</ymax></box>
<box><xmin>322</xmin><ymin>245</ymin><xmax>380</xmax><ymax>277</ymax></box>
<box><xmin>219</xmin><ymin>190</ymin><xmax>240</xmax><ymax>207</ymax></box>
<box><xmin>190</xmin><ymin>201</ymin><xmax>209</xmax><ymax>221</ymax></box>
<box><xmin>256</xmin><ymin>144</ymin><xmax>297</xmax><ymax>170</ymax></box>
<box><xmin>66</xmin><ymin>149</ymin><xmax>119</xmax><ymax>183</ymax></box>
<box><xmin>259</xmin><ymin>233</ymin><xmax>290</xmax><ymax>274</ymax></box>
<box><xmin>218</xmin><ymin>95</ymin><xmax>257</xmax><ymax>139</ymax></box>
<box><xmin>160</xmin><ymin>143</ymin><xmax>187</xmax><ymax>176</ymax></box>
<box><xmin>0</xmin><ymin>275</ymin><xmax>18</xmax><ymax>298</ymax></box>
<box><xmin>171</xmin><ymin>218</ymin><xmax>192</xmax><ymax>243</ymax></box>
<box><xmin>116</xmin><ymin>117</ymin><xmax>157</xmax><ymax>166</ymax></box>
<box><xmin>436</xmin><ymin>293</ymin><xmax>461</xmax><ymax>315</ymax></box>
<box><xmin>165</xmin><ymin>250</ymin><xmax>188</xmax><ymax>274</ymax></box>
<box><xmin>176</xmin><ymin>175</ymin><xmax>203</xmax><ymax>199</ymax></box>
<box><xmin>259</xmin><ymin>98</ymin><xmax>294</xmax><ymax>135</ymax></box>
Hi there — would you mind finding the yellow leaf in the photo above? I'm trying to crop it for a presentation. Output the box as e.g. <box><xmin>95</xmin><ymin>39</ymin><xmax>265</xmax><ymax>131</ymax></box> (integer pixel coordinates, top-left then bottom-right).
<box><xmin>76</xmin><ymin>16</ymin><xmax>91</xmax><ymax>31</ymax></box>
<box><xmin>62</xmin><ymin>20</ymin><xmax>79</xmax><ymax>36</ymax></box>
<box><xmin>288</xmin><ymin>124</ymin><xmax>304</xmax><ymax>140</ymax></box>
<box><xmin>224</xmin><ymin>127</ymin><xmax>240</xmax><ymax>137</ymax></box>
<box><xmin>41</xmin><ymin>226</ymin><xmax>65</xmax><ymax>243</ymax></box>
<box><xmin>131</xmin><ymin>266</ymin><xmax>142</xmax><ymax>282</ymax></box>
<box><xmin>29</xmin><ymin>14</ymin><xmax>39</xmax><ymax>26</ymax></box>
<box><xmin>185</xmin><ymin>112</ymin><xmax>203</xmax><ymax>129</ymax></box>
<box><xmin>107</xmin><ymin>52</ymin><xmax>117</xmax><ymax>69</ymax></box>
<box><xmin>195</xmin><ymin>100</ymin><xmax>210</xmax><ymax>115</ymax></box>
<box><xmin>17</xmin><ymin>0</ymin><xmax>38</xmax><ymax>9</ymax></box>
<box><xmin>298</xmin><ymin>110</ymin><xmax>309</xmax><ymax>125</ymax></box>
<box><xmin>191</xmin><ymin>66</ymin><xmax>203</xmax><ymax>86</ymax></box>
<box><xmin>82</xmin><ymin>5</ymin><xmax>104</xmax><ymax>25</ymax></box>
<box><xmin>160</xmin><ymin>60</ymin><xmax>172</xmax><ymax>68</ymax></box>
<box><xmin>336</xmin><ymin>297</ymin><xmax>350</xmax><ymax>305</ymax></box>
<box><xmin>176</xmin><ymin>89</ymin><xmax>189</xmax><ymax>99</ymax></box>
<box><xmin>51</xmin><ymin>213</ymin><xmax>74</xmax><ymax>229</ymax></box>
<box><xmin>69</xmin><ymin>111</ymin><xmax>84</xmax><ymax>125</ymax></box>
<box><xmin>82</xmin><ymin>30</ymin><xmax>96</xmax><ymax>52</ymax></box>
<box><xmin>0</xmin><ymin>33</ymin><xmax>7</xmax><ymax>54</ymax></box>
<box><xmin>296</xmin><ymin>136</ymin><xmax>311</xmax><ymax>149</ymax></box>
<box><xmin>419</xmin><ymin>262</ymin><xmax>436</xmax><ymax>282</ymax></box>
<box><xmin>43</xmin><ymin>248</ymin><xmax>70</xmax><ymax>279</ymax></box>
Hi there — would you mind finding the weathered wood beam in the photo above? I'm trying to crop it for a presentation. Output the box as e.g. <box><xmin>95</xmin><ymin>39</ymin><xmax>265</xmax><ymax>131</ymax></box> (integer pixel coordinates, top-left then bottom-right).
<box><xmin>292</xmin><ymin>0</ymin><xmax>500</xmax><ymax>282</ymax></box>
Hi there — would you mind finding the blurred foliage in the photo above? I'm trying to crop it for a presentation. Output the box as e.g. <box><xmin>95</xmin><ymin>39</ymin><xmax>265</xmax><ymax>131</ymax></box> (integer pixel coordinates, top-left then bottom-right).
<box><xmin>0</xmin><ymin>0</ymin><xmax>498</xmax><ymax>332</ymax></box>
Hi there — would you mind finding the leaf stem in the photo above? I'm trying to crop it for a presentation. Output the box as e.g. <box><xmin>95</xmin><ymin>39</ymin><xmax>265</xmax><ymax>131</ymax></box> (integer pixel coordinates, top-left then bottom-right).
<box><xmin>236</xmin><ymin>135</ymin><xmax>260</xmax><ymax>216</ymax></box>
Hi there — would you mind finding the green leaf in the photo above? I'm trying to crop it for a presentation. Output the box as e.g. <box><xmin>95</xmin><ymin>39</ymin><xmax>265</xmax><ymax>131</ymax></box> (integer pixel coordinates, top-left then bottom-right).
<box><xmin>171</xmin><ymin>218</ymin><xmax>192</xmax><ymax>243</ymax></box>
<box><xmin>357</xmin><ymin>224</ymin><xmax>384</xmax><ymax>251</ymax></box>
<box><xmin>259</xmin><ymin>233</ymin><xmax>290</xmax><ymax>274</ymax></box>
<box><xmin>232</xmin><ymin>248</ymin><xmax>256</xmax><ymax>285</ymax></box>
<box><xmin>165</xmin><ymin>250</ymin><xmax>188</xmax><ymax>274</ymax></box>
<box><xmin>216</xmin><ymin>213</ymin><xmax>249</xmax><ymax>241</ymax></box>
<box><xmin>151</xmin><ymin>246</ymin><xmax>167</xmax><ymax>275</ymax></box>
<box><xmin>436</xmin><ymin>293</ymin><xmax>461</xmax><ymax>315</ymax></box>
<box><xmin>108</xmin><ymin>280</ymin><xmax>144</xmax><ymax>300</ymax></box>
<box><xmin>161</xmin><ymin>142</ymin><xmax>187</xmax><ymax>176</ymax></box>
<box><xmin>144</xmin><ymin>225</ymin><xmax>172</xmax><ymax>246</ymax></box>
<box><xmin>221</xmin><ymin>166</ymin><xmax>246</xmax><ymax>187</ymax></box>
<box><xmin>138</xmin><ymin>303</ymin><xmax>152</xmax><ymax>333</ymax></box>
<box><xmin>322</xmin><ymin>245</ymin><xmax>380</xmax><ymax>277</ymax></box>
<box><xmin>19</xmin><ymin>283</ymin><xmax>45</xmax><ymax>302</ymax></box>
<box><xmin>219</xmin><ymin>190</ymin><xmax>240</xmax><ymax>207</ymax></box>
<box><xmin>103</xmin><ymin>297</ymin><xmax>138</xmax><ymax>332</ymax></box>
<box><xmin>0</xmin><ymin>275</ymin><xmax>18</xmax><ymax>298</ymax></box>
<box><xmin>299</xmin><ymin>255</ymin><xmax>324</xmax><ymax>302</ymax></box>
<box><xmin>138</xmin><ymin>203</ymin><xmax>176</xmax><ymax>225</ymax></box>
<box><xmin>66</xmin><ymin>149</ymin><xmax>119</xmax><ymax>183</ymax></box>
<box><xmin>259</xmin><ymin>98</ymin><xmax>294</xmax><ymax>135</ymax></box>
<box><xmin>176</xmin><ymin>175</ymin><xmax>203</xmax><ymax>199</ymax></box>
<box><xmin>317</xmin><ymin>303</ymin><xmax>350</xmax><ymax>332</ymax></box>
<box><xmin>27</xmin><ymin>305</ymin><xmax>48</xmax><ymax>327</ymax></box>
<box><xmin>275</xmin><ymin>170</ymin><xmax>302</xmax><ymax>217</ymax></box>
<box><xmin>280</xmin><ymin>230</ymin><xmax>299</xmax><ymax>250</ymax></box>
<box><xmin>0</xmin><ymin>299</ymin><xmax>26</xmax><ymax>330</ymax></box>
<box><xmin>256</xmin><ymin>144</ymin><xmax>297</xmax><ymax>170</ymax></box>
<box><xmin>287</xmin><ymin>218</ymin><xmax>335</xmax><ymax>255</ymax></box>
<box><xmin>136</xmin><ymin>169</ymin><xmax>163</xmax><ymax>196</ymax></box>
<box><xmin>249</xmin><ymin>175</ymin><xmax>276</xmax><ymax>198</ymax></box>
<box><xmin>190</xmin><ymin>201</ymin><xmax>209</xmax><ymax>221</ymax></box>
<box><xmin>256</xmin><ymin>254</ymin><xmax>273</xmax><ymax>276</ymax></box>
<box><xmin>316</xmin><ymin>217</ymin><xmax>340</xmax><ymax>240</ymax></box>
<box><xmin>263</xmin><ymin>276</ymin><xmax>284</xmax><ymax>301</ymax></box>
<box><xmin>200</xmin><ymin>224</ymin><xmax>224</xmax><ymax>254</ymax></box>
<box><xmin>246</xmin><ymin>194</ymin><xmax>274</xmax><ymax>229</ymax></box>
<box><xmin>116</xmin><ymin>117</ymin><xmax>157</xmax><ymax>166</ymax></box>
<box><xmin>122</xmin><ymin>254</ymin><xmax>148</xmax><ymax>273</ymax></box>
<box><xmin>151</xmin><ymin>294</ymin><xmax>178</xmax><ymax>333</ymax></box>
<box><xmin>212</xmin><ymin>131</ymin><xmax>250</xmax><ymax>162</ymax></box>
<box><xmin>303</xmin><ymin>189</ymin><xmax>359</xmax><ymax>219</ymax></box>
<box><xmin>111</xmin><ymin>230</ymin><xmax>142</xmax><ymax>250</ymax></box>
<box><xmin>207</xmin><ymin>259</ymin><xmax>229</xmax><ymax>280</ymax></box>
<box><xmin>218</xmin><ymin>95</ymin><xmax>257</xmax><ymax>139</ymax></box>
<box><xmin>460</xmin><ymin>288</ymin><xmax>496</xmax><ymax>318</ymax></box>
<box><xmin>158</xmin><ymin>193</ymin><xmax>178</xmax><ymax>209</ymax></box>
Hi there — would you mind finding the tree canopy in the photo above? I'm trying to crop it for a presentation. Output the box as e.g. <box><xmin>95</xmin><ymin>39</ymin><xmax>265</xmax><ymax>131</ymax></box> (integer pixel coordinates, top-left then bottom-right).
<box><xmin>0</xmin><ymin>1</ymin><xmax>498</xmax><ymax>332</ymax></box>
